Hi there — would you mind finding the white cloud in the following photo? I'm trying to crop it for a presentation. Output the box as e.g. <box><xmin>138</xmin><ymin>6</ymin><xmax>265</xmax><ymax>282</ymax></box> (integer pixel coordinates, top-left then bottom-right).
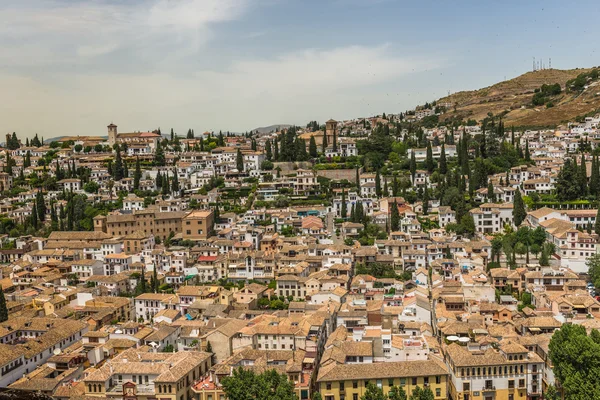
<box><xmin>0</xmin><ymin>43</ymin><xmax>443</xmax><ymax>136</ymax></box>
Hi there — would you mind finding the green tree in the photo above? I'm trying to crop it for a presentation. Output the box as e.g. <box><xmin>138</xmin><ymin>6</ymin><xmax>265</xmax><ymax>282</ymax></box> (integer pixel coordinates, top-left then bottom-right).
<box><xmin>409</xmin><ymin>151</ymin><xmax>416</xmax><ymax>182</ymax></box>
<box><xmin>388</xmin><ymin>386</ymin><xmax>407</xmax><ymax>400</ymax></box>
<box><xmin>555</xmin><ymin>158</ymin><xmax>580</xmax><ymax>201</ymax></box>
<box><xmin>375</xmin><ymin>170</ymin><xmax>382</xmax><ymax>197</ymax></box>
<box><xmin>438</xmin><ymin>144</ymin><xmax>447</xmax><ymax>174</ymax></box>
<box><xmin>36</xmin><ymin>190</ymin><xmax>46</xmax><ymax>221</ymax></box>
<box><xmin>513</xmin><ymin>190</ymin><xmax>526</xmax><ymax>226</ymax></box>
<box><xmin>549</xmin><ymin>324</ymin><xmax>600</xmax><ymax>400</ymax></box>
<box><xmin>155</xmin><ymin>140</ymin><xmax>165</xmax><ymax>166</ymax></box>
<box><xmin>206</xmin><ymin>341</ymin><xmax>212</xmax><ymax>353</ymax></box>
<box><xmin>237</xmin><ymin>148</ymin><xmax>244</xmax><ymax>172</ymax></box>
<box><xmin>524</xmin><ymin>139</ymin><xmax>531</xmax><ymax>161</ymax></box>
<box><xmin>322</xmin><ymin>130</ymin><xmax>328</xmax><ymax>153</ymax></box>
<box><xmin>361</xmin><ymin>383</ymin><xmax>386</xmax><ymax>400</ymax></box>
<box><xmin>0</xmin><ymin>285</ymin><xmax>8</xmax><ymax>322</ymax></box>
<box><xmin>341</xmin><ymin>190</ymin><xmax>347</xmax><ymax>218</ymax></box>
<box><xmin>309</xmin><ymin>136</ymin><xmax>318</xmax><ymax>158</ymax></box>
<box><xmin>544</xmin><ymin>385</ymin><xmax>560</xmax><ymax>400</ymax></box>
<box><xmin>222</xmin><ymin>367</ymin><xmax>298</xmax><ymax>400</ymax></box>
<box><xmin>114</xmin><ymin>145</ymin><xmax>124</xmax><ymax>180</ymax></box>
<box><xmin>425</xmin><ymin>141</ymin><xmax>434</xmax><ymax>172</ymax></box>
<box><xmin>390</xmin><ymin>200</ymin><xmax>400</xmax><ymax>232</ymax></box>
<box><xmin>133</xmin><ymin>157</ymin><xmax>142</xmax><ymax>190</ymax></box>
<box><xmin>409</xmin><ymin>386</ymin><xmax>434</xmax><ymax>400</ymax></box>
<box><xmin>265</xmin><ymin>140</ymin><xmax>273</xmax><ymax>161</ymax></box>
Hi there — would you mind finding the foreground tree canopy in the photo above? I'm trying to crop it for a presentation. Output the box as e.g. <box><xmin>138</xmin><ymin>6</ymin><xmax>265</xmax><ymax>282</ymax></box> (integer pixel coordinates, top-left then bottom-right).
<box><xmin>549</xmin><ymin>324</ymin><xmax>600</xmax><ymax>399</ymax></box>
<box><xmin>221</xmin><ymin>367</ymin><xmax>298</xmax><ymax>400</ymax></box>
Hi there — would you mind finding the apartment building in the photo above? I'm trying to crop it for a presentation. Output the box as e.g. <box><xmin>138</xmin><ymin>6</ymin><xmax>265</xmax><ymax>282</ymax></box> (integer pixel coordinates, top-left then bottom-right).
<box><xmin>445</xmin><ymin>341</ymin><xmax>545</xmax><ymax>400</ymax></box>
<box><xmin>182</xmin><ymin>210</ymin><xmax>215</xmax><ymax>241</ymax></box>
<box><xmin>470</xmin><ymin>203</ymin><xmax>514</xmax><ymax>234</ymax></box>
<box><xmin>94</xmin><ymin>210</ymin><xmax>188</xmax><ymax>241</ymax></box>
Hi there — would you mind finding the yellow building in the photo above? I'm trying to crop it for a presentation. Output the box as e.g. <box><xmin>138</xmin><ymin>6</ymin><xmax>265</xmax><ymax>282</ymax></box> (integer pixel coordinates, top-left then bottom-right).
<box><xmin>183</xmin><ymin>210</ymin><xmax>215</xmax><ymax>241</ymax></box>
<box><xmin>316</xmin><ymin>360</ymin><xmax>449</xmax><ymax>400</ymax></box>
<box><xmin>445</xmin><ymin>342</ymin><xmax>545</xmax><ymax>400</ymax></box>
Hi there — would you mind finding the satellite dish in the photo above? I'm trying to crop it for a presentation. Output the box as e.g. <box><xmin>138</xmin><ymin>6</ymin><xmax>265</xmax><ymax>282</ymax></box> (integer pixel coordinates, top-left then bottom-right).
<box><xmin>53</xmin><ymin>348</ymin><xmax>62</xmax><ymax>355</ymax></box>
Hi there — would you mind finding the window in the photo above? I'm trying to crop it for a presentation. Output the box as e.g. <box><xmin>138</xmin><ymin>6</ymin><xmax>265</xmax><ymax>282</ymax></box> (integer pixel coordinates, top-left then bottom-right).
<box><xmin>353</xmin><ymin>395</ymin><xmax>358</xmax><ymax>400</ymax></box>
<box><xmin>353</xmin><ymin>381</ymin><xmax>358</xmax><ymax>389</ymax></box>
<box><xmin>436</xmin><ymin>376</ymin><xmax>441</xmax><ymax>384</ymax></box>
<box><xmin>326</xmin><ymin>383</ymin><xmax>331</xmax><ymax>390</ymax></box>
<box><xmin>400</xmin><ymin>378</ymin><xmax>406</xmax><ymax>386</ymax></box>
<box><xmin>388</xmin><ymin>379</ymin><xmax>394</xmax><ymax>387</ymax></box>
<box><xmin>411</xmin><ymin>378</ymin><xmax>417</xmax><ymax>385</ymax></box>
<box><xmin>508</xmin><ymin>380</ymin><xmax>515</xmax><ymax>389</ymax></box>
<box><xmin>463</xmin><ymin>382</ymin><xmax>470</xmax><ymax>391</ymax></box>
<box><xmin>339</xmin><ymin>382</ymin><xmax>344</xmax><ymax>391</ymax></box>
<box><xmin>436</xmin><ymin>388</ymin><xmax>441</xmax><ymax>397</ymax></box>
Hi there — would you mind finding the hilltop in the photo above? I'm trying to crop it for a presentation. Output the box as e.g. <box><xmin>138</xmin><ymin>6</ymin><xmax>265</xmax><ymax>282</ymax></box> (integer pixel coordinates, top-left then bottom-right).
<box><xmin>436</xmin><ymin>67</ymin><xmax>600</xmax><ymax>127</ymax></box>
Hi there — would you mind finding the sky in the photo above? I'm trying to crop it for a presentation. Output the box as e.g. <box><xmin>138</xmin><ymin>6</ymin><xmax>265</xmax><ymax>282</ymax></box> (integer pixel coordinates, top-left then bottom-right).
<box><xmin>1</xmin><ymin>0</ymin><xmax>600</xmax><ymax>139</ymax></box>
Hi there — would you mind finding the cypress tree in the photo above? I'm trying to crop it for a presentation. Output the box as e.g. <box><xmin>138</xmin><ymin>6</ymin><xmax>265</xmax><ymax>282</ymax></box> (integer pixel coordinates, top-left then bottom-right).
<box><xmin>392</xmin><ymin>176</ymin><xmax>399</xmax><ymax>196</ymax></box>
<box><xmin>390</xmin><ymin>200</ymin><xmax>400</xmax><ymax>231</ymax></box>
<box><xmin>350</xmin><ymin>203</ymin><xmax>355</xmax><ymax>222</ymax></box>
<box><xmin>487</xmin><ymin>181</ymin><xmax>495</xmax><ymax>202</ymax></box>
<box><xmin>590</xmin><ymin>155</ymin><xmax>599</xmax><ymax>196</ymax></box>
<box><xmin>439</xmin><ymin>144</ymin><xmax>447</xmax><ymax>174</ymax></box>
<box><xmin>595</xmin><ymin>208</ymin><xmax>600</xmax><ymax>235</ymax></box>
<box><xmin>341</xmin><ymin>190</ymin><xmax>347</xmax><ymax>218</ymax></box>
<box><xmin>422</xmin><ymin>189</ymin><xmax>429</xmax><ymax>215</ymax></box>
<box><xmin>383</xmin><ymin>178</ymin><xmax>388</xmax><ymax>196</ymax></box>
<box><xmin>134</xmin><ymin>157</ymin><xmax>141</xmax><ymax>190</ymax></box>
<box><xmin>200</xmin><ymin>137</ymin><xmax>204</xmax><ymax>151</ymax></box>
<box><xmin>375</xmin><ymin>170</ymin><xmax>382</xmax><ymax>197</ymax></box>
<box><xmin>274</xmin><ymin>140</ymin><xmax>279</xmax><ymax>161</ymax></box>
<box><xmin>36</xmin><ymin>190</ymin><xmax>46</xmax><ymax>221</ymax></box>
<box><xmin>410</xmin><ymin>151</ymin><xmax>416</xmax><ymax>182</ymax></box>
<box><xmin>524</xmin><ymin>139</ymin><xmax>531</xmax><ymax>161</ymax></box>
<box><xmin>321</xmin><ymin>131</ymin><xmax>328</xmax><ymax>153</ymax></box>
<box><xmin>356</xmin><ymin>167</ymin><xmax>360</xmax><ymax>192</ymax></box>
<box><xmin>514</xmin><ymin>190</ymin><xmax>526</xmax><ymax>226</ymax></box>
<box><xmin>0</xmin><ymin>286</ymin><xmax>7</xmax><ymax>323</ymax></box>
<box><xmin>309</xmin><ymin>136</ymin><xmax>318</xmax><ymax>158</ymax></box>
<box><xmin>162</xmin><ymin>174</ymin><xmax>169</xmax><ymax>196</ymax></box>
<box><xmin>156</xmin><ymin>171</ymin><xmax>162</xmax><ymax>189</ymax></box>
<box><xmin>172</xmin><ymin>169</ymin><xmax>179</xmax><ymax>193</ymax></box>
<box><xmin>265</xmin><ymin>139</ymin><xmax>273</xmax><ymax>161</ymax></box>
<box><xmin>425</xmin><ymin>141</ymin><xmax>434</xmax><ymax>172</ymax></box>
<box><xmin>31</xmin><ymin>200</ymin><xmax>39</xmax><ymax>230</ymax></box>
<box><xmin>236</xmin><ymin>148</ymin><xmax>244</xmax><ymax>172</ymax></box>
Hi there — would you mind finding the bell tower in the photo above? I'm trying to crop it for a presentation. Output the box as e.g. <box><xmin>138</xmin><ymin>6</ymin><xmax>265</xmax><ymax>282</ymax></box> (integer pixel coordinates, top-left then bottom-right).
<box><xmin>107</xmin><ymin>123</ymin><xmax>118</xmax><ymax>146</ymax></box>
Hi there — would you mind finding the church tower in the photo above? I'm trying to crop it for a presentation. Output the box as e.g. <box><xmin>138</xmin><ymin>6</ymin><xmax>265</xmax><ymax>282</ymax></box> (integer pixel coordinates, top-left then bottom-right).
<box><xmin>325</xmin><ymin>119</ymin><xmax>338</xmax><ymax>146</ymax></box>
<box><xmin>107</xmin><ymin>123</ymin><xmax>118</xmax><ymax>147</ymax></box>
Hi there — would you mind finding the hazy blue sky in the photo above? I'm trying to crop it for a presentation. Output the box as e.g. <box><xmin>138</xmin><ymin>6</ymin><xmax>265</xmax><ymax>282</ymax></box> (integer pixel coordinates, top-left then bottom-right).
<box><xmin>1</xmin><ymin>0</ymin><xmax>599</xmax><ymax>138</ymax></box>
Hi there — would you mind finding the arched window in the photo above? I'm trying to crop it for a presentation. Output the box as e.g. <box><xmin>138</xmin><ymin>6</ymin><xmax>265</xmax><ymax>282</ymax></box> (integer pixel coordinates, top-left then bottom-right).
<box><xmin>88</xmin><ymin>385</ymin><xmax>92</xmax><ymax>392</ymax></box>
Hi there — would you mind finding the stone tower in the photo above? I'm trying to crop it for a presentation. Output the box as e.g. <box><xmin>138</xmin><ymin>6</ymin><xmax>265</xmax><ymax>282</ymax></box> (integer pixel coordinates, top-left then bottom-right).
<box><xmin>325</xmin><ymin>119</ymin><xmax>338</xmax><ymax>146</ymax></box>
<box><xmin>107</xmin><ymin>123</ymin><xmax>118</xmax><ymax>147</ymax></box>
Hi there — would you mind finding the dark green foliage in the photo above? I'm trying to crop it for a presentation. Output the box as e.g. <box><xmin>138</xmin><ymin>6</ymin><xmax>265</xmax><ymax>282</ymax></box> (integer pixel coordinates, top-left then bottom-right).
<box><xmin>0</xmin><ymin>286</ymin><xmax>8</xmax><ymax>322</ymax></box>
<box><xmin>309</xmin><ymin>136</ymin><xmax>318</xmax><ymax>158</ymax></box>
<box><xmin>237</xmin><ymin>149</ymin><xmax>244</xmax><ymax>172</ymax></box>
<box><xmin>390</xmin><ymin>200</ymin><xmax>400</xmax><ymax>232</ymax></box>
<box><xmin>549</xmin><ymin>324</ymin><xmax>600</xmax><ymax>400</ymax></box>
<box><xmin>556</xmin><ymin>158</ymin><xmax>581</xmax><ymax>201</ymax></box>
<box><xmin>513</xmin><ymin>190</ymin><xmax>526</xmax><ymax>226</ymax></box>
<box><xmin>341</xmin><ymin>190</ymin><xmax>347</xmax><ymax>218</ymax></box>
<box><xmin>134</xmin><ymin>157</ymin><xmax>142</xmax><ymax>190</ymax></box>
<box><xmin>221</xmin><ymin>367</ymin><xmax>298</xmax><ymax>400</ymax></box>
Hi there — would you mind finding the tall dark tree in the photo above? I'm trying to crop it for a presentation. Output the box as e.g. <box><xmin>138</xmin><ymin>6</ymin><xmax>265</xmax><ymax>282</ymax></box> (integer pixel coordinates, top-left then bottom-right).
<box><xmin>392</xmin><ymin>176</ymin><xmax>399</xmax><ymax>196</ymax></box>
<box><xmin>422</xmin><ymin>189</ymin><xmax>429</xmax><ymax>215</ymax></box>
<box><xmin>24</xmin><ymin>151</ymin><xmax>31</xmax><ymax>168</ymax></box>
<box><xmin>595</xmin><ymin>208</ymin><xmax>600</xmax><ymax>236</ymax></box>
<box><xmin>114</xmin><ymin>146</ymin><xmax>124</xmax><ymax>180</ymax></box>
<box><xmin>425</xmin><ymin>141</ymin><xmax>434</xmax><ymax>172</ymax></box>
<box><xmin>375</xmin><ymin>170</ymin><xmax>382</xmax><ymax>197</ymax></box>
<box><xmin>332</xmin><ymin>128</ymin><xmax>337</xmax><ymax>152</ymax></box>
<box><xmin>0</xmin><ymin>285</ymin><xmax>7</xmax><ymax>322</ymax></box>
<box><xmin>265</xmin><ymin>139</ymin><xmax>273</xmax><ymax>161</ymax></box>
<box><xmin>409</xmin><ymin>151</ymin><xmax>416</xmax><ymax>182</ymax></box>
<box><xmin>36</xmin><ymin>190</ymin><xmax>46</xmax><ymax>222</ymax></box>
<box><xmin>155</xmin><ymin>171</ymin><xmax>162</xmax><ymax>189</ymax></box>
<box><xmin>321</xmin><ymin>130</ymin><xmax>328</xmax><ymax>153</ymax></box>
<box><xmin>524</xmin><ymin>139</ymin><xmax>531</xmax><ymax>161</ymax></box>
<box><xmin>309</xmin><ymin>136</ymin><xmax>318</xmax><ymax>158</ymax></box>
<box><xmin>171</xmin><ymin>169</ymin><xmax>179</xmax><ymax>193</ymax></box>
<box><xmin>155</xmin><ymin>140</ymin><xmax>165</xmax><ymax>166</ymax></box>
<box><xmin>390</xmin><ymin>200</ymin><xmax>400</xmax><ymax>231</ymax></box>
<box><xmin>236</xmin><ymin>148</ymin><xmax>244</xmax><ymax>172</ymax></box>
<box><xmin>514</xmin><ymin>190</ymin><xmax>526</xmax><ymax>226</ymax></box>
<box><xmin>341</xmin><ymin>190</ymin><xmax>347</xmax><ymax>218</ymax></box>
<box><xmin>438</xmin><ymin>144</ymin><xmax>447</xmax><ymax>174</ymax></box>
<box><xmin>31</xmin><ymin>200</ymin><xmax>39</xmax><ymax>230</ymax></box>
<box><xmin>133</xmin><ymin>157</ymin><xmax>142</xmax><ymax>190</ymax></box>
<box><xmin>356</xmin><ymin>167</ymin><xmax>360</xmax><ymax>191</ymax></box>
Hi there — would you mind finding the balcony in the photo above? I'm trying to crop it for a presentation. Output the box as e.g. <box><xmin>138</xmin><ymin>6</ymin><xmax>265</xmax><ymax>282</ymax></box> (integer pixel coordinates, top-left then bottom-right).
<box><xmin>482</xmin><ymin>385</ymin><xmax>496</xmax><ymax>392</ymax></box>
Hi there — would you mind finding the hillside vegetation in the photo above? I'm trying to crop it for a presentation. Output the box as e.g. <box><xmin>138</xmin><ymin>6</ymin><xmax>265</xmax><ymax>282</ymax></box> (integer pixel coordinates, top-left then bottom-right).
<box><xmin>437</xmin><ymin>67</ymin><xmax>600</xmax><ymax>127</ymax></box>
